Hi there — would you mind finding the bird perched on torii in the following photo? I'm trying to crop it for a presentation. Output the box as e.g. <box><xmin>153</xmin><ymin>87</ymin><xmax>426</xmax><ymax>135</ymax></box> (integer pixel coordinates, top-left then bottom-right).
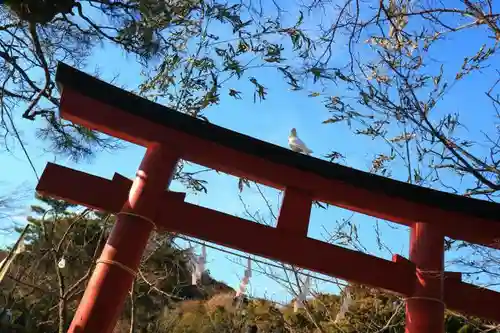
<box><xmin>288</xmin><ymin>128</ymin><xmax>313</xmax><ymax>155</ymax></box>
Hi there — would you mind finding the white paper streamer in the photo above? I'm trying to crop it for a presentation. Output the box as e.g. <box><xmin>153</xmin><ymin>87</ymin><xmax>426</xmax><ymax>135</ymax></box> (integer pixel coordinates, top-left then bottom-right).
<box><xmin>294</xmin><ymin>276</ymin><xmax>310</xmax><ymax>312</ymax></box>
<box><xmin>335</xmin><ymin>287</ymin><xmax>354</xmax><ymax>322</ymax></box>
<box><xmin>236</xmin><ymin>258</ymin><xmax>252</xmax><ymax>297</ymax></box>
<box><xmin>191</xmin><ymin>245</ymin><xmax>206</xmax><ymax>285</ymax></box>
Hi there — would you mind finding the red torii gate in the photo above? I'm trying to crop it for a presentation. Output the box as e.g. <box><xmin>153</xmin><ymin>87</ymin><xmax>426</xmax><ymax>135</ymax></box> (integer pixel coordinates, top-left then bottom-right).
<box><xmin>36</xmin><ymin>62</ymin><xmax>500</xmax><ymax>333</ymax></box>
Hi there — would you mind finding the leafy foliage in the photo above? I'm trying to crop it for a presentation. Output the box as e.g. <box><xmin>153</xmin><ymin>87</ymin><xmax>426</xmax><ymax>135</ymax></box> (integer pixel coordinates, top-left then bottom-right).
<box><xmin>0</xmin><ymin>195</ymin><xmax>232</xmax><ymax>332</ymax></box>
<box><xmin>0</xmin><ymin>0</ymin><xmax>312</xmax><ymax>161</ymax></box>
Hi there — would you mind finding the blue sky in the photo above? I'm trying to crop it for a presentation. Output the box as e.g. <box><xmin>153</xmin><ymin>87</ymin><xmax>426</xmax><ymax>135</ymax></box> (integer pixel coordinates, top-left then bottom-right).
<box><xmin>1</xmin><ymin>0</ymin><xmax>499</xmax><ymax>304</ymax></box>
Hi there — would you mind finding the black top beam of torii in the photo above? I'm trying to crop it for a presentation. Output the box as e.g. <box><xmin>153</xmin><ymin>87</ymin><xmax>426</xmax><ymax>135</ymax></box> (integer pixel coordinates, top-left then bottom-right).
<box><xmin>55</xmin><ymin>62</ymin><xmax>499</xmax><ymax>222</ymax></box>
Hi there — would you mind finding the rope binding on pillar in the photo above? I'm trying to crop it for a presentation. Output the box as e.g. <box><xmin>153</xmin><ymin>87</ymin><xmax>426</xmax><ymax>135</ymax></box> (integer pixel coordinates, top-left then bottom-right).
<box><xmin>116</xmin><ymin>211</ymin><xmax>157</xmax><ymax>230</ymax></box>
<box><xmin>96</xmin><ymin>259</ymin><xmax>137</xmax><ymax>277</ymax></box>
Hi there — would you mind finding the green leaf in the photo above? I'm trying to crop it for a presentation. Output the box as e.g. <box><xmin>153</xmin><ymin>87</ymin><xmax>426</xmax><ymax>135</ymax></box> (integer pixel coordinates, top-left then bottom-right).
<box><xmin>290</xmin><ymin>33</ymin><xmax>300</xmax><ymax>50</ymax></box>
<box><xmin>237</xmin><ymin>178</ymin><xmax>251</xmax><ymax>193</ymax></box>
<box><xmin>309</xmin><ymin>67</ymin><xmax>323</xmax><ymax>83</ymax></box>
<box><xmin>30</xmin><ymin>205</ymin><xmax>46</xmax><ymax>215</ymax></box>
<box><xmin>215</xmin><ymin>48</ymin><xmax>226</xmax><ymax>57</ymax></box>
<box><xmin>295</xmin><ymin>11</ymin><xmax>304</xmax><ymax>27</ymax></box>
<box><xmin>237</xmin><ymin>40</ymin><xmax>249</xmax><ymax>53</ymax></box>
<box><xmin>249</xmin><ymin>77</ymin><xmax>267</xmax><ymax>102</ymax></box>
<box><xmin>223</xmin><ymin>59</ymin><xmax>243</xmax><ymax>78</ymax></box>
<box><xmin>277</xmin><ymin>67</ymin><xmax>301</xmax><ymax>90</ymax></box>
<box><xmin>335</xmin><ymin>69</ymin><xmax>352</xmax><ymax>82</ymax></box>
<box><xmin>360</xmin><ymin>92</ymin><xmax>370</xmax><ymax>105</ymax></box>
<box><xmin>233</xmin><ymin>20</ymin><xmax>252</xmax><ymax>33</ymax></box>
<box><xmin>413</xmin><ymin>169</ymin><xmax>422</xmax><ymax>183</ymax></box>
<box><xmin>322</xmin><ymin>117</ymin><xmax>345</xmax><ymax>124</ymax></box>
<box><xmin>325</xmin><ymin>151</ymin><xmax>345</xmax><ymax>161</ymax></box>
<box><xmin>229</xmin><ymin>89</ymin><xmax>242</xmax><ymax>99</ymax></box>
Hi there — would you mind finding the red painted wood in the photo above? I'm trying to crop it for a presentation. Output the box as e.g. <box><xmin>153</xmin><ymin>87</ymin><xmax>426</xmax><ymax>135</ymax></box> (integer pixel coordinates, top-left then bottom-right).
<box><xmin>444</xmin><ymin>272</ymin><xmax>462</xmax><ymax>281</ymax></box>
<box><xmin>36</xmin><ymin>163</ymin><xmax>129</xmax><ymax>212</ymax></box>
<box><xmin>158</xmin><ymin>198</ymin><xmax>415</xmax><ymax>295</ymax></box>
<box><xmin>37</xmin><ymin>85</ymin><xmax>500</xmax><ymax>331</ymax></box>
<box><xmin>36</xmin><ymin>164</ymin><xmax>414</xmax><ymax>296</ymax></box>
<box><xmin>36</xmin><ymin>163</ymin><xmax>500</xmax><ymax>322</ymax></box>
<box><xmin>36</xmin><ymin>163</ymin><xmax>186</xmax><ymax>217</ymax></box>
<box><xmin>67</xmin><ymin>144</ymin><xmax>179</xmax><ymax>333</ymax></box>
<box><xmin>405</xmin><ymin>223</ymin><xmax>445</xmax><ymax>333</ymax></box>
<box><xmin>445</xmin><ymin>279</ymin><xmax>500</xmax><ymax>322</ymax></box>
<box><xmin>276</xmin><ymin>188</ymin><xmax>312</xmax><ymax>237</ymax></box>
<box><xmin>59</xmin><ymin>88</ymin><xmax>500</xmax><ymax>250</ymax></box>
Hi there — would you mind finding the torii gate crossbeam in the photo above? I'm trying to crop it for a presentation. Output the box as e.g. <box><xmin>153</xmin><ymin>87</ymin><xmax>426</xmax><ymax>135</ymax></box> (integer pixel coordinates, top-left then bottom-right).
<box><xmin>35</xmin><ymin>63</ymin><xmax>500</xmax><ymax>333</ymax></box>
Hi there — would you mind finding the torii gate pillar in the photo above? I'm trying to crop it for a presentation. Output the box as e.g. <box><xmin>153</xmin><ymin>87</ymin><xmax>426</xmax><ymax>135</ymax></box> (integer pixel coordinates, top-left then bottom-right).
<box><xmin>406</xmin><ymin>222</ymin><xmax>445</xmax><ymax>333</ymax></box>
<box><xmin>68</xmin><ymin>144</ymin><xmax>179</xmax><ymax>333</ymax></box>
<box><xmin>33</xmin><ymin>63</ymin><xmax>500</xmax><ymax>333</ymax></box>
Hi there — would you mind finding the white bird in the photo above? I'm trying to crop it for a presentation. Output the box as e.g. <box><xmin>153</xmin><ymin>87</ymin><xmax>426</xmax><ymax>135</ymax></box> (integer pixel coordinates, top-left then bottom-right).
<box><xmin>288</xmin><ymin>128</ymin><xmax>313</xmax><ymax>155</ymax></box>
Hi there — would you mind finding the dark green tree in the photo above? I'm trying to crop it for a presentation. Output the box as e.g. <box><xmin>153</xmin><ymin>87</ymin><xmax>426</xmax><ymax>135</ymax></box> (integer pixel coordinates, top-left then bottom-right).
<box><xmin>0</xmin><ymin>194</ymin><xmax>233</xmax><ymax>332</ymax></box>
<box><xmin>0</xmin><ymin>0</ymin><xmax>312</xmax><ymax>162</ymax></box>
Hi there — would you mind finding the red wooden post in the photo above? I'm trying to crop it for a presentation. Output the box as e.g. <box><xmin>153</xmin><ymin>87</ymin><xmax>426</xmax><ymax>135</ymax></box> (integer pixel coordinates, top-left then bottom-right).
<box><xmin>276</xmin><ymin>188</ymin><xmax>312</xmax><ymax>237</ymax></box>
<box><xmin>67</xmin><ymin>144</ymin><xmax>179</xmax><ymax>333</ymax></box>
<box><xmin>405</xmin><ymin>222</ymin><xmax>445</xmax><ymax>333</ymax></box>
